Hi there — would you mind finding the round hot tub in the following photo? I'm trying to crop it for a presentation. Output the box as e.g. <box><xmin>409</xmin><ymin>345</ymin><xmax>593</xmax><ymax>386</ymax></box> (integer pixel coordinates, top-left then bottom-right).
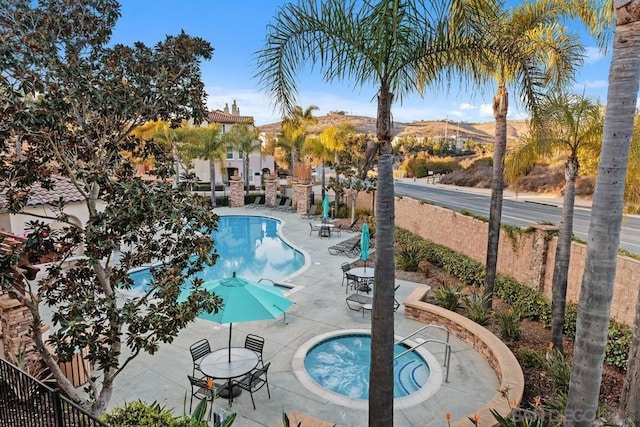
<box><xmin>293</xmin><ymin>329</ymin><xmax>443</xmax><ymax>410</ymax></box>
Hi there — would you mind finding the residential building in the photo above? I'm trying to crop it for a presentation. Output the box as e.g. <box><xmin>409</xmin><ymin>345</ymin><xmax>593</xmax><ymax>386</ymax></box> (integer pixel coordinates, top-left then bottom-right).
<box><xmin>190</xmin><ymin>100</ymin><xmax>275</xmax><ymax>188</ymax></box>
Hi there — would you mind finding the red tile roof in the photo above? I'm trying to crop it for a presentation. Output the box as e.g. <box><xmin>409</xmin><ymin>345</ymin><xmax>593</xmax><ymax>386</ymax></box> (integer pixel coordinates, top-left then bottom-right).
<box><xmin>207</xmin><ymin>109</ymin><xmax>254</xmax><ymax>125</ymax></box>
<box><xmin>0</xmin><ymin>176</ymin><xmax>85</xmax><ymax>210</ymax></box>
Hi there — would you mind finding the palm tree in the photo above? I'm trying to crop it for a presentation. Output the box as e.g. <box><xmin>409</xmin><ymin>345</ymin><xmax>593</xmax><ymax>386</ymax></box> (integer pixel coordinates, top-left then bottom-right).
<box><xmin>133</xmin><ymin>120</ymin><xmax>185</xmax><ymax>186</ymax></box>
<box><xmin>460</xmin><ymin>0</ymin><xmax>587</xmax><ymax>308</ymax></box>
<box><xmin>505</xmin><ymin>92</ymin><xmax>603</xmax><ymax>353</ymax></box>
<box><xmin>221</xmin><ymin>122</ymin><xmax>261</xmax><ymax>194</ymax></box>
<box><xmin>256</xmin><ymin>1</ymin><xmax>478</xmax><ymax>424</ymax></box>
<box><xmin>178</xmin><ymin>124</ymin><xmax>224</xmax><ymax>207</ymax></box>
<box><xmin>567</xmin><ymin>2</ymin><xmax>640</xmax><ymax>422</ymax></box>
<box><xmin>303</xmin><ymin>123</ymin><xmax>355</xmax><ymax>198</ymax></box>
<box><xmin>280</xmin><ymin>105</ymin><xmax>318</xmax><ymax>173</ymax></box>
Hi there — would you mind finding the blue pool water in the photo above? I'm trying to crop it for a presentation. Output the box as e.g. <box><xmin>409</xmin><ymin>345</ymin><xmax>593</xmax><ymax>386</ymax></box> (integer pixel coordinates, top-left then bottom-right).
<box><xmin>129</xmin><ymin>215</ymin><xmax>305</xmax><ymax>291</ymax></box>
<box><xmin>304</xmin><ymin>334</ymin><xmax>430</xmax><ymax>399</ymax></box>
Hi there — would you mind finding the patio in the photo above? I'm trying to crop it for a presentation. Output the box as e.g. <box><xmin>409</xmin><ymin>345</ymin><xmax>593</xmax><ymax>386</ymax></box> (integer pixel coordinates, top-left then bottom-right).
<box><xmin>107</xmin><ymin>207</ymin><xmax>500</xmax><ymax>426</ymax></box>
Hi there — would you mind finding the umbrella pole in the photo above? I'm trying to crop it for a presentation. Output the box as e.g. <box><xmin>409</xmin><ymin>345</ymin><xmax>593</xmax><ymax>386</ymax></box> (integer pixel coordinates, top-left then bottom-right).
<box><xmin>228</xmin><ymin>323</ymin><xmax>233</xmax><ymax>363</ymax></box>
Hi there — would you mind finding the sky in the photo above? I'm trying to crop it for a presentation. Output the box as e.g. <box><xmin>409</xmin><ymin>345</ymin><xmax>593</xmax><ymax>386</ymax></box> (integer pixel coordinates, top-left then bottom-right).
<box><xmin>111</xmin><ymin>1</ymin><xmax>612</xmax><ymax>127</ymax></box>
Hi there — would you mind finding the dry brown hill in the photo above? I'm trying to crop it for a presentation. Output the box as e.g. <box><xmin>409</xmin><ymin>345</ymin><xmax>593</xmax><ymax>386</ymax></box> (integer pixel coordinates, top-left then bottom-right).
<box><xmin>258</xmin><ymin>113</ymin><xmax>530</xmax><ymax>143</ymax></box>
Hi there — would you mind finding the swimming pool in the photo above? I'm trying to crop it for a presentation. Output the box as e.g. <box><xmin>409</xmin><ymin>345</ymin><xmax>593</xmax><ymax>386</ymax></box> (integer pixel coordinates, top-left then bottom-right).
<box><xmin>304</xmin><ymin>334</ymin><xmax>430</xmax><ymax>399</ymax></box>
<box><xmin>128</xmin><ymin>215</ymin><xmax>305</xmax><ymax>291</ymax></box>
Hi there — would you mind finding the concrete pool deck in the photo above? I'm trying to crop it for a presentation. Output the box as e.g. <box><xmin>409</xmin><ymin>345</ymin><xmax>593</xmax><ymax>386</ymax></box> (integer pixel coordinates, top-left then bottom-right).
<box><xmin>108</xmin><ymin>206</ymin><xmax>502</xmax><ymax>427</ymax></box>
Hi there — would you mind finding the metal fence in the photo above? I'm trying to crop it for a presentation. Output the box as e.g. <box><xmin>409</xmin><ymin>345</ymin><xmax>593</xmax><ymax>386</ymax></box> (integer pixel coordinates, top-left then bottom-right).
<box><xmin>0</xmin><ymin>358</ymin><xmax>107</xmax><ymax>427</ymax></box>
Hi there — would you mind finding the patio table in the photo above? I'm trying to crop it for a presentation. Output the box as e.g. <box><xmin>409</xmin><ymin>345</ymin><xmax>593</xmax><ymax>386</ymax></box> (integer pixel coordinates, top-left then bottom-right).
<box><xmin>315</xmin><ymin>223</ymin><xmax>334</xmax><ymax>238</ymax></box>
<box><xmin>200</xmin><ymin>347</ymin><xmax>259</xmax><ymax>406</ymax></box>
<box><xmin>349</xmin><ymin>267</ymin><xmax>375</xmax><ymax>292</ymax></box>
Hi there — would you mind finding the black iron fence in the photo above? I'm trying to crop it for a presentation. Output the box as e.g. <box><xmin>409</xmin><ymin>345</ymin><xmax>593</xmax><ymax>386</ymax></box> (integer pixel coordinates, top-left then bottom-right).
<box><xmin>0</xmin><ymin>357</ymin><xmax>107</xmax><ymax>427</ymax></box>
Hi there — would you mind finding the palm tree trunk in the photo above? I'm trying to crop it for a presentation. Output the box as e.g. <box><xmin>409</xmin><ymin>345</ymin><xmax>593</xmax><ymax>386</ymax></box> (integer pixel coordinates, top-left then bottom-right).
<box><xmin>369</xmin><ymin>86</ymin><xmax>394</xmax><ymax>427</ymax></box>
<box><xmin>550</xmin><ymin>156</ymin><xmax>578</xmax><ymax>353</ymax></box>
<box><xmin>566</xmin><ymin>7</ymin><xmax>640</xmax><ymax>424</ymax></box>
<box><xmin>484</xmin><ymin>84</ymin><xmax>508</xmax><ymax>308</ymax></box>
<box><xmin>209</xmin><ymin>159</ymin><xmax>216</xmax><ymax>208</ymax></box>
<box><xmin>621</xmin><ymin>289</ymin><xmax>640</xmax><ymax>424</ymax></box>
<box><xmin>245</xmin><ymin>154</ymin><xmax>250</xmax><ymax>195</ymax></box>
<box><xmin>321</xmin><ymin>160</ymin><xmax>326</xmax><ymax>200</ymax></box>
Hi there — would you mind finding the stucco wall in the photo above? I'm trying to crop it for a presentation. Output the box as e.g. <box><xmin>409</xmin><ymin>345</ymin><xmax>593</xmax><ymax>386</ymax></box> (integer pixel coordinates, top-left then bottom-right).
<box><xmin>356</xmin><ymin>192</ymin><xmax>640</xmax><ymax>325</ymax></box>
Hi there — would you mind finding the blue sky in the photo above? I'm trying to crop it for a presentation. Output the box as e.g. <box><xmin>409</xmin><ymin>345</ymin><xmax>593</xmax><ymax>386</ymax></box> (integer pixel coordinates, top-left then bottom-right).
<box><xmin>111</xmin><ymin>1</ymin><xmax>612</xmax><ymax>126</ymax></box>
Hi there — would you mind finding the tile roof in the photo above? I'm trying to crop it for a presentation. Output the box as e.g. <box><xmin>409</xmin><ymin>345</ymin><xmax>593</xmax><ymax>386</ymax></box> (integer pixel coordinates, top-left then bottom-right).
<box><xmin>207</xmin><ymin>109</ymin><xmax>254</xmax><ymax>125</ymax></box>
<box><xmin>0</xmin><ymin>176</ymin><xmax>85</xmax><ymax>210</ymax></box>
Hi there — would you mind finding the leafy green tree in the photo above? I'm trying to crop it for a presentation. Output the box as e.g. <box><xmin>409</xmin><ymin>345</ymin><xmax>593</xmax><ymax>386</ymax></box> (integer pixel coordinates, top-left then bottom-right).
<box><xmin>178</xmin><ymin>124</ymin><xmax>225</xmax><ymax>207</ymax></box>
<box><xmin>505</xmin><ymin>92</ymin><xmax>603</xmax><ymax>353</ymax></box>
<box><xmin>567</xmin><ymin>2</ymin><xmax>640</xmax><ymax>424</ymax></box>
<box><xmin>0</xmin><ymin>0</ymin><xmax>221</xmax><ymax>415</ymax></box>
<box><xmin>255</xmin><ymin>1</ymin><xmax>479</xmax><ymax>424</ymax></box>
<box><xmin>221</xmin><ymin>122</ymin><xmax>261</xmax><ymax>194</ymax></box>
<box><xmin>459</xmin><ymin>0</ymin><xmax>594</xmax><ymax>309</ymax></box>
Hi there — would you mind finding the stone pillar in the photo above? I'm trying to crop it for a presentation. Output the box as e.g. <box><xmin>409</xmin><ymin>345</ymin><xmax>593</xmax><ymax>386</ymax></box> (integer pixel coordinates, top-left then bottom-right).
<box><xmin>265</xmin><ymin>174</ymin><xmax>278</xmax><ymax>207</ymax></box>
<box><xmin>293</xmin><ymin>182</ymin><xmax>313</xmax><ymax>215</ymax></box>
<box><xmin>0</xmin><ymin>294</ymin><xmax>34</xmax><ymax>360</ymax></box>
<box><xmin>229</xmin><ymin>174</ymin><xmax>245</xmax><ymax>207</ymax></box>
<box><xmin>529</xmin><ymin>224</ymin><xmax>558</xmax><ymax>293</ymax></box>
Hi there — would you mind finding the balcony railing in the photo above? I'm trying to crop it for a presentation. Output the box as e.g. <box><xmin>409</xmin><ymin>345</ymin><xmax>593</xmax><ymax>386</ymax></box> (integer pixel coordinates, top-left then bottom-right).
<box><xmin>0</xmin><ymin>357</ymin><xmax>107</xmax><ymax>427</ymax></box>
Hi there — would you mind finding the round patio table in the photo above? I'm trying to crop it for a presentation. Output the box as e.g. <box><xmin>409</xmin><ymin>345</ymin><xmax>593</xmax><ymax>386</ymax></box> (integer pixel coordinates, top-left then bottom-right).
<box><xmin>349</xmin><ymin>267</ymin><xmax>374</xmax><ymax>292</ymax></box>
<box><xmin>200</xmin><ymin>347</ymin><xmax>259</xmax><ymax>406</ymax></box>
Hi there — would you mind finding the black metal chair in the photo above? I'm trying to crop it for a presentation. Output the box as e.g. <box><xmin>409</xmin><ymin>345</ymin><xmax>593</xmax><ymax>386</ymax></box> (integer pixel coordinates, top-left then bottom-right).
<box><xmin>244</xmin><ymin>334</ymin><xmax>265</xmax><ymax>367</ymax></box>
<box><xmin>187</xmin><ymin>375</ymin><xmax>216</xmax><ymax>419</ymax></box>
<box><xmin>189</xmin><ymin>339</ymin><xmax>212</xmax><ymax>376</ymax></box>
<box><xmin>309</xmin><ymin>222</ymin><xmax>321</xmax><ymax>236</ymax></box>
<box><xmin>345</xmin><ymin>273</ymin><xmax>360</xmax><ymax>294</ymax></box>
<box><xmin>232</xmin><ymin>362</ymin><xmax>271</xmax><ymax>409</ymax></box>
<box><xmin>340</xmin><ymin>262</ymin><xmax>351</xmax><ymax>287</ymax></box>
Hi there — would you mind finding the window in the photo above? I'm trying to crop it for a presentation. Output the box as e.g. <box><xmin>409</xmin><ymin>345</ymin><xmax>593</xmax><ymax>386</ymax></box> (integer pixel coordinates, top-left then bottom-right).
<box><xmin>226</xmin><ymin>148</ymin><xmax>233</xmax><ymax>160</ymax></box>
<box><xmin>239</xmin><ymin>152</ymin><xmax>244</xmax><ymax>160</ymax></box>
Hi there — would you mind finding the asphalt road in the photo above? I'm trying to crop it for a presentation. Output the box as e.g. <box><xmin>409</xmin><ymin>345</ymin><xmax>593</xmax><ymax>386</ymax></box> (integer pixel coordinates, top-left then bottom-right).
<box><xmin>394</xmin><ymin>180</ymin><xmax>640</xmax><ymax>254</ymax></box>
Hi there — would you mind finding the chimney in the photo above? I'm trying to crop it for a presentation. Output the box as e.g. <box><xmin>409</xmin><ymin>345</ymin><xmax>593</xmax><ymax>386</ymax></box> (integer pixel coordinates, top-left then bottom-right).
<box><xmin>232</xmin><ymin>100</ymin><xmax>238</xmax><ymax>116</ymax></box>
<box><xmin>224</xmin><ymin>103</ymin><xmax>229</xmax><ymax>114</ymax></box>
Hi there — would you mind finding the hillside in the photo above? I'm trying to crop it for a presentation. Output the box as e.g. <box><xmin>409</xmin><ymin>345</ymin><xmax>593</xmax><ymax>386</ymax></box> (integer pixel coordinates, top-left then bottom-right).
<box><xmin>258</xmin><ymin>113</ymin><xmax>530</xmax><ymax>144</ymax></box>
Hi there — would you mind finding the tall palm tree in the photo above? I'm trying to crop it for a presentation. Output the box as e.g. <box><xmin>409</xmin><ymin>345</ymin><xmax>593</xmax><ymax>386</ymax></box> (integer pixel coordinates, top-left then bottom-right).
<box><xmin>178</xmin><ymin>124</ymin><xmax>224</xmax><ymax>207</ymax></box>
<box><xmin>459</xmin><ymin>0</ymin><xmax>587</xmax><ymax>308</ymax></box>
<box><xmin>505</xmin><ymin>92</ymin><xmax>603</xmax><ymax>353</ymax></box>
<box><xmin>256</xmin><ymin>1</ymin><xmax>478</xmax><ymax>424</ymax></box>
<box><xmin>221</xmin><ymin>122</ymin><xmax>261</xmax><ymax>194</ymax></box>
<box><xmin>567</xmin><ymin>2</ymin><xmax>640</xmax><ymax>423</ymax></box>
<box><xmin>280</xmin><ymin>105</ymin><xmax>318</xmax><ymax>173</ymax></box>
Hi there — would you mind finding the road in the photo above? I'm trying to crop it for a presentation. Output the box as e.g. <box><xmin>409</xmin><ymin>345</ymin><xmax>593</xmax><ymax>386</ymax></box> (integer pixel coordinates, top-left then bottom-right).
<box><xmin>394</xmin><ymin>180</ymin><xmax>640</xmax><ymax>254</ymax></box>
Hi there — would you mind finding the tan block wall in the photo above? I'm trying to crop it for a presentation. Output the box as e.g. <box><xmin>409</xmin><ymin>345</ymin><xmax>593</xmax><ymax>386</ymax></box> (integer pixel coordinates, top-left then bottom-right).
<box><xmin>356</xmin><ymin>192</ymin><xmax>640</xmax><ymax>325</ymax></box>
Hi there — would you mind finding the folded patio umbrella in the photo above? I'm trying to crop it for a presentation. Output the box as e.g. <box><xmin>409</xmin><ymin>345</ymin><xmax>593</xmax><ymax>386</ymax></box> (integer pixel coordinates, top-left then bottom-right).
<box><xmin>200</xmin><ymin>272</ymin><xmax>293</xmax><ymax>362</ymax></box>
<box><xmin>322</xmin><ymin>194</ymin><xmax>330</xmax><ymax>221</ymax></box>
<box><xmin>360</xmin><ymin>222</ymin><xmax>370</xmax><ymax>271</ymax></box>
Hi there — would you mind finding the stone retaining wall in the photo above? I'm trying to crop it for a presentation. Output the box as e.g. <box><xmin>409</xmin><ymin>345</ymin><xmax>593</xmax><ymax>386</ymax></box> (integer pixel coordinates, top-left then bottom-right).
<box><xmin>404</xmin><ymin>288</ymin><xmax>524</xmax><ymax>427</ymax></box>
<box><xmin>356</xmin><ymin>192</ymin><xmax>640</xmax><ymax>325</ymax></box>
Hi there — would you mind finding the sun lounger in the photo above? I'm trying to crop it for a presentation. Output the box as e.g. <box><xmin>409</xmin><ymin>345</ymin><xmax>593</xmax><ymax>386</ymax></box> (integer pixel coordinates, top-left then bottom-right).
<box><xmin>328</xmin><ymin>239</ymin><xmax>360</xmax><ymax>257</ymax></box>
<box><xmin>275</xmin><ymin>198</ymin><xmax>292</xmax><ymax>211</ymax></box>
<box><xmin>345</xmin><ymin>293</ymin><xmax>373</xmax><ymax>317</ymax></box>
<box><xmin>246</xmin><ymin>196</ymin><xmax>263</xmax><ymax>209</ymax></box>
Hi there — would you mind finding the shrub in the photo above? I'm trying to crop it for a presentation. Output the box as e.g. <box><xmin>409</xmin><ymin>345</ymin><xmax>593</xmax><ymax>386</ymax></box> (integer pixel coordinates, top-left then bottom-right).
<box><xmin>396</xmin><ymin>244</ymin><xmax>425</xmax><ymax>272</ymax></box>
<box><xmin>545</xmin><ymin>348</ymin><xmax>571</xmax><ymax>394</ymax></box>
<box><xmin>606</xmin><ymin>321</ymin><xmax>633</xmax><ymax>370</ymax></box>
<box><xmin>494</xmin><ymin>308</ymin><xmax>522</xmax><ymax>341</ymax></box>
<box><xmin>103</xmin><ymin>401</ymin><xmax>177</xmax><ymax>427</ymax></box>
<box><xmin>518</xmin><ymin>348</ymin><xmax>545</xmax><ymax>369</ymax></box>
<box><xmin>433</xmin><ymin>283</ymin><xmax>465</xmax><ymax>311</ymax></box>
<box><xmin>463</xmin><ymin>289</ymin><xmax>492</xmax><ymax>325</ymax></box>
<box><xmin>494</xmin><ymin>276</ymin><xmax>547</xmax><ymax>320</ymax></box>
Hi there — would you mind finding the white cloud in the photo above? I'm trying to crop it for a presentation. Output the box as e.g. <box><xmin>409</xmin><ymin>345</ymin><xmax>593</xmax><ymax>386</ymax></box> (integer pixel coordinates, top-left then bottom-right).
<box><xmin>478</xmin><ymin>103</ymin><xmax>494</xmax><ymax>118</ymax></box>
<box><xmin>459</xmin><ymin>103</ymin><xmax>476</xmax><ymax>110</ymax></box>
<box><xmin>581</xmin><ymin>80</ymin><xmax>609</xmax><ymax>90</ymax></box>
<box><xmin>584</xmin><ymin>46</ymin><xmax>605</xmax><ymax>64</ymax></box>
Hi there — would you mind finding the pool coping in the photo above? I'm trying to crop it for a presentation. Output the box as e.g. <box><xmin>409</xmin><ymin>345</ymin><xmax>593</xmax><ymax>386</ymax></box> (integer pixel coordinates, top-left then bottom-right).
<box><xmin>292</xmin><ymin>328</ymin><xmax>443</xmax><ymax>410</ymax></box>
<box><xmin>403</xmin><ymin>288</ymin><xmax>525</xmax><ymax>427</ymax></box>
